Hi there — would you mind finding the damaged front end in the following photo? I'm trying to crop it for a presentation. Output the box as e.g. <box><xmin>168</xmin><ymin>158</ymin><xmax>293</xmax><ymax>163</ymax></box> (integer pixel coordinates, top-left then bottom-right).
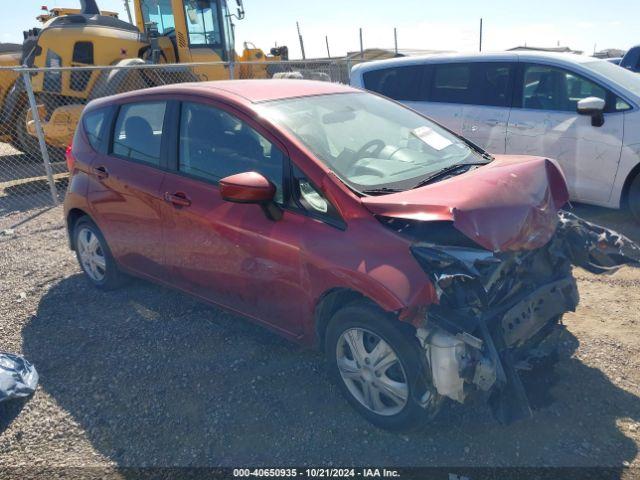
<box><xmin>407</xmin><ymin>211</ymin><xmax>640</xmax><ymax>423</ymax></box>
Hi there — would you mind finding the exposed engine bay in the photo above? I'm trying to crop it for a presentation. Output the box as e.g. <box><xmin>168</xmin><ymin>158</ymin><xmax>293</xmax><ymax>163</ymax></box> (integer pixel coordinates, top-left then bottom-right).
<box><xmin>391</xmin><ymin>211</ymin><xmax>640</xmax><ymax>423</ymax></box>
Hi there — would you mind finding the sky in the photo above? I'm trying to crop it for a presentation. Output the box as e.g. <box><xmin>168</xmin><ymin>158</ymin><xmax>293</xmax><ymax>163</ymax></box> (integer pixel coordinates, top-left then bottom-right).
<box><xmin>2</xmin><ymin>0</ymin><xmax>639</xmax><ymax>59</ymax></box>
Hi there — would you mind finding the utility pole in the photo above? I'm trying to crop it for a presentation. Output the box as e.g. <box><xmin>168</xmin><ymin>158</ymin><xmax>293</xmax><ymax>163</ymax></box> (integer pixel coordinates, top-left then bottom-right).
<box><xmin>479</xmin><ymin>18</ymin><xmax>483</xmax><ymax>52</ymax></box>
<box><xmin>297</xmin><ymin>21</ymin><xmax>306</xmax><ymax>60</ymax></box>
<box><xmin>359</xmin><ymin>27</ymin><xmax>364</xmax><ymax>59</ymax></box>
<box><xmin>325</xmin><ymin>35</ymin><xmax>331</xmax><ymax>59</ymax></box>
<box><xmin>394</xmin><ymin>27</ymin><xmax>398</xmax><ymax>55</ymax></box>
<box><xmin>123</xmin><ymin>0</ymin><xmax>133</xmax><ymax>24</ymax></box>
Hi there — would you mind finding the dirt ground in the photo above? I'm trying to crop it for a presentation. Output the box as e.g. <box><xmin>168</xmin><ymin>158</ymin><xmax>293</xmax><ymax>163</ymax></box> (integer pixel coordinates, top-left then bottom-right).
<box><xmin>0</xmin><ymin>201</ymin><xmax>639</xmax><ymax>476</ymax></box>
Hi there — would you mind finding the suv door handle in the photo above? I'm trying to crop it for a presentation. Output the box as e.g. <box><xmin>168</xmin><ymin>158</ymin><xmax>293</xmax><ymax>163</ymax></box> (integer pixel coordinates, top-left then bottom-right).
<box><xmin>164</xmin><ymin>191</ymin><xmax>192</xmax><ymax>207</ymax></box>
<box><xmin>93</xmin><ymin>165</ymin><xmax>109</xmax><ymax>179</ymax></box>
<box><xmin>513</xmin><ymin>122</ymin><xmax>535</xmax><ymax>130</ymax></box>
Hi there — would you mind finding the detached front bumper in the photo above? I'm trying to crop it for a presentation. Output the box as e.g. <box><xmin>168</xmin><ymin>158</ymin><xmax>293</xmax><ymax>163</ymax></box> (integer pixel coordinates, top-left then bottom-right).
<box><xmin>411</xmin><ymin>211</ymin><xmax>639</xmax><ymax>423</ymax></box>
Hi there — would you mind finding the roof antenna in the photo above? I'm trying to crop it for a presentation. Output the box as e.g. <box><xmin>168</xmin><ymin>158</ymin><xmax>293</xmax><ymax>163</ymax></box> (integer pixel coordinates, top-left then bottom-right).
<box><xmin>80</xmin><ymin>0</ymin><xmax>100</xmax><ymax>15</ymax></box>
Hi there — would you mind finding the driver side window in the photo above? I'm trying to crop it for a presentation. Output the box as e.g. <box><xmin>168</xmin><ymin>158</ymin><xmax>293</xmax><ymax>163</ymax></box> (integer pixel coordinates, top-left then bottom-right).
<box><xmin>179</xmin><ymin>102</ymin><xmax>284</xmax><ymax>203</ymax></box>
<box><xmin>522</xmin><ymin>64</ymin><xmax>607</xmax><ymax>112</ymax></box>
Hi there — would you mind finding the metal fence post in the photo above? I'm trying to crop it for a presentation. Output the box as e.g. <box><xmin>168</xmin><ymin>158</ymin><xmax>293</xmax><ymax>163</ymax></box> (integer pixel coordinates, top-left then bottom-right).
<box><xmin>21</xmin><ymin>70</ymin><xmax>59</xmax><ymax>206</ymax></box>
<box><xmin>229</xmin><ymin>60</ymin><xmax>235</xmax><ymax>80</ymax></box>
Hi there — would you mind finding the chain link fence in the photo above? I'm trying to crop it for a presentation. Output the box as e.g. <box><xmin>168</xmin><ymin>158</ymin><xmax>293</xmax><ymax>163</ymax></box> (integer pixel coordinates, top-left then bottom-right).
<box><xmin>0</xmin><ymin>59</ymin><xmax>360</xmax><ymax>229</ymax></box>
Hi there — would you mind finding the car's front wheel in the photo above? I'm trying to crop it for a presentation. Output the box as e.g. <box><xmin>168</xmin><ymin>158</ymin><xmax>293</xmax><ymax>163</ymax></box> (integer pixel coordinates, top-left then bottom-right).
<box><xmin>73</xmin><ymin>216</ymin><xmax>124</xmax><ymax>289</ymax></box>
<box><xmin>325</xmin><ymin>301</ymin><xmax>442</xmax><ymax>431</ymax></box>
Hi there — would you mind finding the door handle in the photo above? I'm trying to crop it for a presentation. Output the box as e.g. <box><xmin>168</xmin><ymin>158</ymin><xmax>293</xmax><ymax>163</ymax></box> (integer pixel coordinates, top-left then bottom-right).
<box><xmin>164</xmin><ymin>191</ymin><xmax>192</xmax><ymax>207</ymax></box>
<box><xmin>514</xmin><ymin>122</ymin><xmax>535</xmax><ymax>130</ymax></box>
<box><xmin>485</xmin><ymin>119</ymin><xmax>503</xmax><ymax>127</ymax></box>
<box><xmin>92</xmin><ymin>165</ymin><xmax>109</xmax><ymax>179</ymax></box>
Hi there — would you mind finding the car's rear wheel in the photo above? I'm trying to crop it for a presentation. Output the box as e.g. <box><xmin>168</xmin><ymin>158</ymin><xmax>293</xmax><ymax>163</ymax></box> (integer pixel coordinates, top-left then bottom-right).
<box><xmin>325</xmin><ymin>301</ymin><xmax>442</xmax><ymax>431</ymax></box>
<box><xmin>73</xmin><ymin>217</ymin><xmax>124</xmax><ymax>289</ymax></box>
<box><xmin>629</xmin><ymin>173</ymin><xmax>640</xmax><ymax>223</ymax></box>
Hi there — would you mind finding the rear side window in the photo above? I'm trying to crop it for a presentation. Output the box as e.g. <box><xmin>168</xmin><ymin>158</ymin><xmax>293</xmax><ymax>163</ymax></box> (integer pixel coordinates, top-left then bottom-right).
<box><xmin>82</xmin><ymin>108</ymin><xmax>106</xmax><ymax>151</ymax></box>
<box><xmin>428</xmin><ymin>62</ymin><xmax>514</xmax><ymax>106</ymax></box>
<box><xmin>112</xmin><ymin>102</ymin><xmax>167</xmax><ymax>165</ymax></box>
<box><xmin>430</xmin><ymin>64</ymin><xmax>471</xmax><ymax>104</ymax></box>
<box><xmin>362</xmin><ymin>65</ymin><xmax>426</xmax><ymax>101</ymax></box>
<box><xmin>468</xmin><ymin>63</ymin><xmax>513</xmax><ymax>107</ymax></box>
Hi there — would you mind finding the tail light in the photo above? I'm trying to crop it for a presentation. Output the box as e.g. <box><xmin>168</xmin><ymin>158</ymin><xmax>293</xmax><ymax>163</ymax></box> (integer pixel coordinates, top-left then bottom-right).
<box><xmin>65</xmin><ymin>144</ymin><xmax>75</xmax><ymax>172</ymax></box>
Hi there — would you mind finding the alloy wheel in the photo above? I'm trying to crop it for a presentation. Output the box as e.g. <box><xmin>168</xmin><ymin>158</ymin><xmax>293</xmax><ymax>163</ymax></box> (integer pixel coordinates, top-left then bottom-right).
<box><xmin>336</xmin><ymin>327</ymin><xmax>409</xmax><ymax>416</ymax></box>
<box><xmin>77</xmin><ymin>227</ymin><xmax>107</xmax><ymax>282</ymax></box>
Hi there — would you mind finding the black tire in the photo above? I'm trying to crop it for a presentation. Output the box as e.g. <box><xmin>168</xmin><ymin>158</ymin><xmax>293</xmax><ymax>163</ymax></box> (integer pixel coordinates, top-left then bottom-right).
<box><xmin>325</xmin><ymin>301</ymin><xmax>442</xmax><ymax>432</ymax></box>
<box><xmin>73</xmin><ymin>216</ymin><xmax>125</xmax><ymax>290</ymax></box>
<box><xmin>629</xmin><ymin>173</ymin><xmax>640</xmax><ymax>223</ymax></box>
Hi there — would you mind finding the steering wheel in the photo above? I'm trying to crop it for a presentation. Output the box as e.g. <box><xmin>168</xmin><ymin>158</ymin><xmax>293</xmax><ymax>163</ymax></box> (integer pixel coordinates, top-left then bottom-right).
<box><xmin>354</xmin><ymin>139</ymin><xmax>385</xmax><ymax>160</ymax></box>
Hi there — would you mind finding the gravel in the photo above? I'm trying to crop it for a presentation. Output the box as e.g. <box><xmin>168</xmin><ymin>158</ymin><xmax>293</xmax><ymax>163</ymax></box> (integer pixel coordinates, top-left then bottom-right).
<box><xmin>0</xmin><ymin>203</ymin><xmax>639</xmax><ymax>469</ymax></box>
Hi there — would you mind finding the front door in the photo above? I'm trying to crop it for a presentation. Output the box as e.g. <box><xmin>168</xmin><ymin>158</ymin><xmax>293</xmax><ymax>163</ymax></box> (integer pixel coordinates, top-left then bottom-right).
<box><xmin>506</xmin><ymin>63</ymin><xmax>624</xmax><ymax>204</ymax></box>
<box><xmin>160</xmin><ymin>100</ymin><xmax>308</xmax><ymax>336</ymax></box>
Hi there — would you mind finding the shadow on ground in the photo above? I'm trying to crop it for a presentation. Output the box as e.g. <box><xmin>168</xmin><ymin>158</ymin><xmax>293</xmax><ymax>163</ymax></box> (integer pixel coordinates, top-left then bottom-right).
<box><xmin>21</xmin><ymin>272</ymin><xmax>640</xmax><ymax>469</ymax></box>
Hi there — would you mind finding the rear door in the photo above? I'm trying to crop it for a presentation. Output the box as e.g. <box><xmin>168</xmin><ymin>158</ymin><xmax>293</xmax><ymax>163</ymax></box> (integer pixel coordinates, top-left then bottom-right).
<box><xmin>159</xmin><ymin>99</ymin><xmax>311</xmax><ymax>336</ymax></box>
<box><xmin>506</xmin><ymin>63</ymin><xmax>625</xmax><ymax>204</ymax></box>
<box><xmin>460</xmin><ymin>62</ymin><xmax>515</xmax><ymax>153</ymax></box>
<box><xmin>87</xmin><ymin>100</ymin><xmax>169</xmax><ymax>278</ymax></box>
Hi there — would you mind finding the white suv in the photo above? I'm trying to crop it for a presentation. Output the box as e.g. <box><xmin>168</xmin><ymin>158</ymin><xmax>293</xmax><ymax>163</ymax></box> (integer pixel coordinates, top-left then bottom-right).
<box><xmin>351</xmin><ymin>52</ymin><xmax>640</xmax><ymax>220</ymax></box>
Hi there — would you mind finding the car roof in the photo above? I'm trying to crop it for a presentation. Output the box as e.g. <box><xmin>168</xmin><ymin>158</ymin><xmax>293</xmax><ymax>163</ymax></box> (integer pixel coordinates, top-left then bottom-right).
<box><xmin>89</xmin><ymin>79</ymin><xmax>357</xmax><ymax>109</ymax></box>
<box><xmin>351</xmin><ymin>51</ymin><xmax>597</xmax><ymax>75</ymax></box>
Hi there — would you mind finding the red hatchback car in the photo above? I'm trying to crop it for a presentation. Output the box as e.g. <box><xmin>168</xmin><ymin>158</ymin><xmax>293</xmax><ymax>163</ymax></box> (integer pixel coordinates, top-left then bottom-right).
<box><xmin>64</xmin><ymin>79</ymin><xmax>637</xmax><ymax>431</ymax></box>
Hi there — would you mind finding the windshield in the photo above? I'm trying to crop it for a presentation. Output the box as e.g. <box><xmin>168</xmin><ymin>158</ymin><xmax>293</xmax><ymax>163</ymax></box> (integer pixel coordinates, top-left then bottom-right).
<box><xmin>583</xmin><ymin>60</ymin><xmax>640</xmax><ymax>97</ymax></box>
<box><xmin>258</xmin><ymin>92</ymin><xmax>487</xmax><ymax>192</ymax></box>
<box><xmin>140</xmin><ymin>0</ymin><xmax>175</xmax><ymax>35</ymax></box>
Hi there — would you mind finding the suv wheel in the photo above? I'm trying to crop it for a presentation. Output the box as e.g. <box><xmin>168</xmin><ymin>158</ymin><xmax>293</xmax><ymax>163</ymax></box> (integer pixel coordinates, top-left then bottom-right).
<box><xmin>629</xmin><ymin>173</ymin><xmax>640</xmax><ymax>222</ymax></box>
<box><xmin>74</xmin><ymin>217</ymin><xmax>124</xmax><ymax>289</ymax></box>
<box><xmin>325</xmin><ymin>301</ymin><xmax>442</xmax><ymax>431</ymax></box>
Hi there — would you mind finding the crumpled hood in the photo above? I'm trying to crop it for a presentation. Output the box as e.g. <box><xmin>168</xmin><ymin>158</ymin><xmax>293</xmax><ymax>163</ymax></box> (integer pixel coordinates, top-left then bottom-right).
<box><xmin>361</xmin><ymin>155</ymin><xmax>570</xmax><ymax>251</ymax></box>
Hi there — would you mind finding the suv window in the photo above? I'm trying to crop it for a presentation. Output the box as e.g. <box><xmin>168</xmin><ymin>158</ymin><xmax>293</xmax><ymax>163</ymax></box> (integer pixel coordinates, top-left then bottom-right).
<box><xmin>362</xmin><ymin>65</ymin><xmax>426</xmax><ymax>101</ymax></box>
<box><xmin>430</xmin><ymin>64</ymin><xmax>471</xmax><ymax>104</ymax></box>
<box><xmin>621</xmin><ymin>46</ymin><xmax>640</xmax><ymax>72</ymax></box>
<box><xmin>83</xmin><ymin>108</ymin><xmax>107</xmax><ymax>151</ymax></box>
<box><xmin>428</xmin><ymin>62</ymin><xmax>514</xmax><ymax>106</ymax></box>
<box><xmin>521</xmin><ymin>64</ymin><xmax>608</xmax><ymax>112</ymax></box>
<box><xmin>179</xmin><ymin>102</ymin><xmax>284</xmax><ymax>202</ymax></box>
<box><xmin>112</xmin><ymin>102</ymin><xmax>167</xmax><ymax>165</ymax></box>
<box><xmin>468</xmin><ymin>63</ymin><xmax>513</xmax><ymax>107</ymax></box>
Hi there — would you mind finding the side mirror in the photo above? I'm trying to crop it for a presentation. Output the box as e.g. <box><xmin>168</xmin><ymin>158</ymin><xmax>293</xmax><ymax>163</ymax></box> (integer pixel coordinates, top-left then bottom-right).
<box><xmin>577</xmin><ymin>97</ymin><xmax>606</xmax><ymax>127</ymax></box>
<box><xmin>219</xmin><ymin>171</ymin><xmax>282</xmax><ymax>220</ymax></box>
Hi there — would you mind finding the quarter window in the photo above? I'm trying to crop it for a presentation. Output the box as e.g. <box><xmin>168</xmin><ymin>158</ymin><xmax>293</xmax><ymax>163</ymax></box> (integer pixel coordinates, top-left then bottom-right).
<box><xmin>179</xmin><ymin>102</ymin><xmax>284</xmax><ymax>202</ymax></box>
<box><xmin>522</xmin><ymin>65</ymin><xmax>607</xmax><ymax>112</ymax></box>
<box><xmin>112</xmin><ymin>102</ymin><xmax>167</xmax><ymax>166</ymax></box>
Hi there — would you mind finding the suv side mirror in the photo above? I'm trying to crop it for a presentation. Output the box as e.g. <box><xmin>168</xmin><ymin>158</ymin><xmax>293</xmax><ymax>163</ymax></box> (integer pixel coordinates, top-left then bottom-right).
<box><xmin>577</xmin><ymin>97</ymin><xmax>606</xmax><ymax>127</ymax></box>
<box><xmin>219</xmin><ymin>171</ymin><xmax>282</xmax><ymax>220</ymax></box>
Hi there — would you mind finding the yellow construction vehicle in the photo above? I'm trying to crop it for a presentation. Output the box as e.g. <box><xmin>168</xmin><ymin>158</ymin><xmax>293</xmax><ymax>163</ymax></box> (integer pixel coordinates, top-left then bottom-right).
<box><xmin>0</xmin><ymin>0</ymin><xmax>288</xmax><ymax>156</ymax></box>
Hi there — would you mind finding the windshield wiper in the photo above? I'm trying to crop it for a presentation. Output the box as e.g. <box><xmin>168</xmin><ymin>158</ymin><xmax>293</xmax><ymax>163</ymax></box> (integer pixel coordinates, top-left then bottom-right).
<box><xmin>361</xmin><ymin>187</ymin><xmax>404</xmax><ymax>196</ymax></box>
<box><xmin>411</xmin><ymin>162</ymin><xmax>490</xmax><ymax>190</ymax></box>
